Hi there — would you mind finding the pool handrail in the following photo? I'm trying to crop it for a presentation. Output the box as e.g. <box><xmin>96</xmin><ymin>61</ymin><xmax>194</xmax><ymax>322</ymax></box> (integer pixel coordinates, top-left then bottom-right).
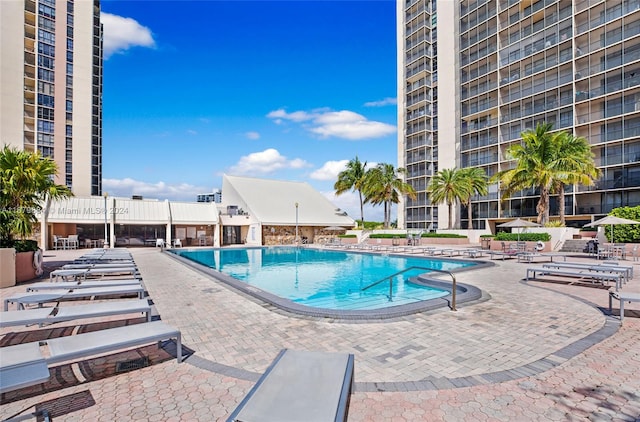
<box><xmin>361</xmin><ymin>266</ymin><xmax>458</xmax><ymax>311</ymax></box>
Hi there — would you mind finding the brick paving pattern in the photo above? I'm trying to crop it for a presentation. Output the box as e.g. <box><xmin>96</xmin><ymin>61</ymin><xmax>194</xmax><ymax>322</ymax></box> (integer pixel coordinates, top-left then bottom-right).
<box><xmin>1</xmin><ymin>247</ymin><xmax>639</xmax><ymax>421</ymax></box>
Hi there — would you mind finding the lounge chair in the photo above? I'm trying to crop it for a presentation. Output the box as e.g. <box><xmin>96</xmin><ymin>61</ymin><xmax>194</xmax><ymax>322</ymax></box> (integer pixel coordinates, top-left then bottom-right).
<box><xmin>0</xmin><ymin>321</ymin><xmax>182</xmax><ymax>394</ymax></box>
<box><xmin>227</xmin><ymin>349</ymin><xmax>354</xmax><ymax>422</ymax></box>
<box><xmin>526</xmin><ymin>267</ymin><xmax>622</xmax><ymax>290</ymax></box>
<box><xmin>86</xmin><ymin>266</ymin><xmax>139</xmax><ymax>278</ymax></box>
<box><xmin>0</xmin><ymin>299</ymin><xmax>152</xmax><ymax>328</ymax></box>
<box><xmin>542</xmin><ymin>262</ymin><xmax>632</xmax><ymax>283</ymax></box>
<box><xmin>609</xmin><ymin>291</ymin><xmax>640</xmax><ymax>324</ymax></box>
<box><xmin>4</xmin><ymin>284</ymin><xmax>145</xmax><ymax>311</ymax></box>
<box><xmin>27</xmin><ymin>279</ymin><xmax>141</xmax><ymax>291</ymax></box>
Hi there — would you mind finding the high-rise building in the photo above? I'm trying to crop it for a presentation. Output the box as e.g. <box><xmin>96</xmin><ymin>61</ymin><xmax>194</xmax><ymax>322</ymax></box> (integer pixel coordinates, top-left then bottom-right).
<box><xmin>197</xmin><ymin>190</ymin><xmax>222</xmax><ymax>203</ymax></box>
<box><xmin>1</xmin><ymin>0</ymin><xmax>103</xmax><ymax>196</ymax></box>
<box><xmin>398</xmin><ymin>0</ymin><xmax>640</xmax><ymax>230</ymax></box>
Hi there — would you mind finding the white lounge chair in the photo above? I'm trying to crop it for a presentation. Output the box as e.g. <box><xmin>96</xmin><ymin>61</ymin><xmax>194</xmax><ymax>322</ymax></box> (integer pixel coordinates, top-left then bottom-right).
<box><xmin>228</xmin><ymin>349</ymin><xmax>354</xmax><ymax>422</ymax></box>
<box><xmin>0</xmin><ymin>299</ymin><xmax>151</xmax><ymax>328</ymax></box>
<box><xmin>27</xmin><ymin>279</ymin><xmax>141</xmax><ymax>291</ymax></box>
<box><xmin>4</xmin><ymin>284</ymin><xmax>145</xmax><ymax>311</ymax></box>
<box><xmin>0</xmin><ymin>321</ymin><xmax>182</xmax><ymax>394</ymax></box>
<box><xmin>526</xmin><ymin>267</ymin><xmax>622</xmax><ymax>290</ymax></box>
<box><xmin>609</xmin><ymin>291</ymin><xmax>640</xmax><ymax>324</ymax></box>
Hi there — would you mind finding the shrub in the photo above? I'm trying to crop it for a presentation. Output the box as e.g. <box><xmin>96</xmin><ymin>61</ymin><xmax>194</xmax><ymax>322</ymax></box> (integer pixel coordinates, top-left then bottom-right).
<box><xmin>494</xmin><ymin>232</ymin><xmax>551</xmax><ymax>241</ymax></box>
<box><xmin>368</xmin><ymin>233</ymin><xmax>468</xmax><ymax>239</ymax></box>
<box><xmin>609</xmin><ymin>206</ymin><xmax>640</xmax><ymax>243</ymax></box>
<box><xmin>11</xmin><ymin>239</ymin><xmax>39</xmax><ymax>252</ymax></box>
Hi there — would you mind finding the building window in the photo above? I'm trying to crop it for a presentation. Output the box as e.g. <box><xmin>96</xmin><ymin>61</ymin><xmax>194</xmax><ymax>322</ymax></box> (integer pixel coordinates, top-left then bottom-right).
<box><xmin>37</xmin><ymin>120</ymin><xmax>54</xmax><ymax>133</ymax></box>
<box><xmin>38</xmin><ymin>68</ymin><xmax>55</xmax><ymax>82</ymax></box>
<box><xmin>37</xmin><ymin>94</ymin><xmax>55</xmax><ymax>107</ymax></box>
<box><xmin>38</xmin><ymin>43</ymin><xmax>56</xmax><ymax>56</ymax></box>
<box><xmin>66</xmin><ymin>100</ymin><xmax>73</xmax><ymax>112</ymax></box>
<box><xmin>37</xmin><ymin>29</ymin><xmax>55</xmax><ymax>44</ymax></box>
<box><xmin>38</xmin><ymin>55</ymin><xmax>55</xmax><ymax>69</ymax></box>
<box><xmin>66</xmin><ymin>63</ymin><xmax>73</xmax><ymax>75</ymax></box>
<box><xmin>38</xmin><ymin>4</ymin><xmax>55</xmax><ymax>19</ymax></box>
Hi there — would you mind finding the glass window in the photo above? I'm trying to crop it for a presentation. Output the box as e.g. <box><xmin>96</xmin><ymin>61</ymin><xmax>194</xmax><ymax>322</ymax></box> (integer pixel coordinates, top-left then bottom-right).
<box><xmin>37</xmin><ymin>94</ymin><xmax>54</xmax><ymax>107</ymax></box>
<box><xmin>38</xmin><ymin>68</ymin><xmax>54</xmax><ymax>82</ymax></box>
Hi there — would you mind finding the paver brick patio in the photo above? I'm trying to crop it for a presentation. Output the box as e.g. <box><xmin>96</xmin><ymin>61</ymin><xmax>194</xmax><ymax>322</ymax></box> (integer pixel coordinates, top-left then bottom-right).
<box><xmin>1</xmin><ymin>247</ymin><xmax>639</xmax><ymax>421</ymax></box>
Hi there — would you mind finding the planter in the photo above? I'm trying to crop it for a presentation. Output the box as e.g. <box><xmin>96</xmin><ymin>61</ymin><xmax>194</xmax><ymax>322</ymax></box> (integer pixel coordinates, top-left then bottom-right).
<box><xmin>0</xmin><ymin>248</ymin><xmax>16</xmax><ymax>288</ymax></box>
<box><xmin>16</xmin><ymin>251</ymin><xmax>37</xmax><ymax>283</ymax></box>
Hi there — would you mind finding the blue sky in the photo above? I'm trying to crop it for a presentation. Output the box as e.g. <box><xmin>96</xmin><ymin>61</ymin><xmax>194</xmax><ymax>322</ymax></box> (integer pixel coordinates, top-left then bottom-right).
<box><xmin>101</xmin><ymin>0</ymin><xmax>397</xmax><ymax>222</ymax></box>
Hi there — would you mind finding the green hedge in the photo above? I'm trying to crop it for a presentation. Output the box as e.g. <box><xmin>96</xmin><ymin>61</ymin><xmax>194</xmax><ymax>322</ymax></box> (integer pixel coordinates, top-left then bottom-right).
<box><xmin>338</xmin><ymin>234</ymin><xmax>357</xmax><ymax>238</ymax></box>
<box><xmin>369</xmin><ymin>233</ymin><xmax>468</xmax><ymax>239</ymax></box>
<box><xmin>494</xmin><ymin>232</ymin><xmax>551</xmax><ymax>241</ymax></box>
<box><xmin>608</xmin><ymin>206</ymin><xmax>640</xmax><ymax>243</ymax></box>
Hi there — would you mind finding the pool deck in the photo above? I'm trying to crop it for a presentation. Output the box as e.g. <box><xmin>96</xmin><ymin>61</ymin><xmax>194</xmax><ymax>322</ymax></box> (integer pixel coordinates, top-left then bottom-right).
<box><xmin>1</xmin><ymin>246</ymin><xmax>639</xmax><ymax>421</ymax></box>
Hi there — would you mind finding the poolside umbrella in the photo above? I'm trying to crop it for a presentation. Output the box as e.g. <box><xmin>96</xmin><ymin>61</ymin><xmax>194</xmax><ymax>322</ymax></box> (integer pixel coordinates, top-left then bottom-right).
<box><xmin>497</xmin><ymin>218</ymin><xmax>541</xmax><ymax>241</ymax></box>
<box><xmin>583</xmin><ymin>215</ymin><xmax>640</xmax><ymax>244</ymax></box>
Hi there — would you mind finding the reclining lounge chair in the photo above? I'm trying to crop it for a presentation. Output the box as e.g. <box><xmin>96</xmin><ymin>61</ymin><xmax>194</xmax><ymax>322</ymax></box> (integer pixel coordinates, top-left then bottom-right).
<box><xmin>0</xmin><ymin>299</ymin><xmax>152</xmax><ymax>328</ymax></box>
<box><xmin>0</xmin><ymin>321</ymin><xmax>182</xmax><ymax>394</ymax></box>
<box><xmin>227</xmin><ymin>349</ymin><xmax>354</xmax><ymax>422</ymax></box>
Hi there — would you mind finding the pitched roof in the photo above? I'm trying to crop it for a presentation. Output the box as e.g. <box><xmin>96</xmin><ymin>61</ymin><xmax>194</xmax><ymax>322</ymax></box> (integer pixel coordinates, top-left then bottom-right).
<box><xmin>170</xmin><ymin>201</ymin><xmax>219</xmax><ymax>224</ymax></box>
<box><xmin>222</xmin><ymin>175</ymin><xmax>355</xmax><ymax>227</ymax></box>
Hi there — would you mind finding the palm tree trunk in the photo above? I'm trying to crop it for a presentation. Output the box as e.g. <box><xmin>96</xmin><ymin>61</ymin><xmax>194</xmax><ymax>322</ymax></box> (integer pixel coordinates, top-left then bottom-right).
<box><xmin>558</xmin><ymin>184</ymin><xmax>566</xmax><ymax>225</ymax></box>
<box><xmin>536</xmin><ymin>186</ymin><xmax>550</xmax><ymax>225</ymax></box>
<box><xmin>447</xmin><ymin>202</ymin><xmax>453</xmax><ymax>229</ymax></box>
<box><xmin>384</xmin><ymin>201</ymin><xmax>390</xmax><ymax>228</ymax></box>
<box><xmin>358</xmin><ymin>190</ymin><xmax>364</xmax><ymax>226</ymax></box>
<box><xmin>466</xmin><ymin>201</ymin><xmax>473</xmax><ymax>229</ymax></box>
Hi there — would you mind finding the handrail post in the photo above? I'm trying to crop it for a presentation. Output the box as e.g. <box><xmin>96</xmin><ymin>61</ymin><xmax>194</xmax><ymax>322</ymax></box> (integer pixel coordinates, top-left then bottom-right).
<box><xmin>451</xmin><ymin>274</ymin><xmax>457</xmax><ymax>311</ymax></box>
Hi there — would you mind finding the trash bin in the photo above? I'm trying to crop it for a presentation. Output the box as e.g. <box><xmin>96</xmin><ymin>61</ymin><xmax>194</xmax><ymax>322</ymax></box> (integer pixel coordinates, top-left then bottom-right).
<box><xmin>392</xmin><ymin>236</ymin><xmax>400</xmax><ymax>246</ymax></box>
<box><xmin>480</xmin><ymin>238</ymin><xmax>492</xmax><ymax>250</ymax></box>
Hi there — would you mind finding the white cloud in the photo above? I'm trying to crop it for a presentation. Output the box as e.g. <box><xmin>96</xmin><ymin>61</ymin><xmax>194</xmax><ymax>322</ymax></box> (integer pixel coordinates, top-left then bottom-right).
<box><xmin>266</xmin><ymin>109</ymin><xmax>313</xmax><ymax>123</ymax></box>
<box><xmin>227</xmin><ymin>148</ymin><xmax>311</xmax><ymax>176</ymax></box>
<box><xmin>267</xmin><ymin>108</ymin><xmax>396</xmax><ymax>140</ymax></box>
<box><xmin>245</xmin><ymin>131</ymin><xmax>260</xmax><ymax>140</ymax></box>
<box><xmin>309</xmin><ymin>160</ymin><xmax>348</xmax><ymax>181</ymax></box>
<box><xmin>187</xmin><ymin>129</ymin><xmax>197</xmax><ymax>135</ymax></box>
<box><xmin>101</xmin><ymin>13</ymin><xmax>155</xmax><ymax>59</ymax></box>
<box><xmin>364</xmin><ymin>97</ymin><xmax>397</xmax><ymax>107</ymax></box>
<box><xmin>103</xmin><ymin>178</ymin><xmax>207</xmax><ymax>201</ymax></box>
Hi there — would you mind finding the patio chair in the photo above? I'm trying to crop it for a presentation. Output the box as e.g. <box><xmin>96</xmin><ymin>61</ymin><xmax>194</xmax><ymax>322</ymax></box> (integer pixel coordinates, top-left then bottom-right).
<box><xmin>67</xmin><ymin>235</ymin><xmax>79</xmax><ymax>250</ymax></box>
<box><xmin>155</xmin><ymin>238</ymin><xmax>165</xmax><ymax>248</ymax></box>
<box><xmin>173</xmin><ymin>238</ymin><xmax>183</xmax><ymax>248</ymax></box>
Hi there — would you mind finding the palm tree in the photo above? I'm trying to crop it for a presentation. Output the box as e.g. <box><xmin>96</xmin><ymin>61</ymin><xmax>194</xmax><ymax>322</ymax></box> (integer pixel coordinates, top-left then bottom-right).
<box><xmin>363</xmin><ymin>163</ymin><xmax>416</xmax><ymax>228</ymax></box>
<box><xmin>334</xmin><ymin>156</ymin><xmax>368</xmax><ymax>225</ymax></box>
<box><xmin>550</xmin><ymin>132</ymin><xmax>599</xmax><ymax>225</ymax></box>
<box><xmin>427</xmin><ymin>168</ymin><xmax>470</xmax><ymax>229</ymax></box>
<box><xmin>493</xmin><ymin>123</ymin><xmax>556</xmax><ymax>225</ymax></box>
<box><xmin>0</xmin><ymin>146</ymin><xmax>72</xmax><ymax>247</ymax></box>
<box><xmin>459</xmin><ymin>167</ymin><xmax>488</xmax><ymax>229</ymax></box>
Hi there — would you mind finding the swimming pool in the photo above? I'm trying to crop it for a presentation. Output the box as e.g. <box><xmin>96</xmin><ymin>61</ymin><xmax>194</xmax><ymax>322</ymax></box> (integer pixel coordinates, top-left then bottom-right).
<box><xmin>171</xmin><ymin>247</ymin><xmax>483</xmax><ymax>317</ymax></box>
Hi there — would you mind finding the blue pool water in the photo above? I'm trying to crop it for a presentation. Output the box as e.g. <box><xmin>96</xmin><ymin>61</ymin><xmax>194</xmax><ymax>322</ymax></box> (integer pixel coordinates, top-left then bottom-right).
<box><xmin>173</xmin><ymin>247</ymin><xmax>477</xmax><ymax>311</ymax></box>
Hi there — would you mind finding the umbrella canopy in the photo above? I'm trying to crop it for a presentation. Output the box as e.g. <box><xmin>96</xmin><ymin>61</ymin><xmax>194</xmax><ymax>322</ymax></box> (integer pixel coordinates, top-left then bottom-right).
<box><xmin>497</xmin><ymin>218</ymin><xmax>542</xmax><ymax>228</ymax></box>
<box><xmin>323</xmin><ymin>226</ymin><xmax>346</xmax><ymax>231</ymax></box>
<box><xmin>497</xmin><ymin>218</ymin><xmax>541</xmax><ymax>241</ymax></box>
<box><xmin>583</xmin><ymin>216</ymin><xmax>640</xmax><ymax>243</ymax></box>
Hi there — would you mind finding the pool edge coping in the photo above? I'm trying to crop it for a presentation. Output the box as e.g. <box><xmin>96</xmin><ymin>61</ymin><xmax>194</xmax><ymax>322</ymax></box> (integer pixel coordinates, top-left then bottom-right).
<box><xmin>165</xmin><ymin>246</ymin><xmax>486</xmax><ymax>320</ymax></box>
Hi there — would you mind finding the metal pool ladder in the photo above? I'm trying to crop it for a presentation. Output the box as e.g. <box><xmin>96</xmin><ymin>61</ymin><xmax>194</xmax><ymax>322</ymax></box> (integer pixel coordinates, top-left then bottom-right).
<box><xmin>360</xmin><ymin>266</ymin><xmax>458</xmax><ymax>311</ymax></box>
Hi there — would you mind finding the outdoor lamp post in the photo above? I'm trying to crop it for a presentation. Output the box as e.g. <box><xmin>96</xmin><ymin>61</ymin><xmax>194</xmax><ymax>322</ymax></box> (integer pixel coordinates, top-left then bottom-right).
<box><xmin>295</xmin><ymin>202</ymin><xmax>299</xmax><ymax>244</ymax></box>
<box><xmin>103</xmin><ymin>192</ymin><xmax>109</xmax><ymax>248</ymax></box>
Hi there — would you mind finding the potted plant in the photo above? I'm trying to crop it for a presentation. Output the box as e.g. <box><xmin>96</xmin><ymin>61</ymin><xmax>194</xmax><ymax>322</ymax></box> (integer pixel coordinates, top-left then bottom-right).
<box><xmin>0</xmin><ymin>146</ymin><xmax>72</xmax><ymax>285</ymax></box>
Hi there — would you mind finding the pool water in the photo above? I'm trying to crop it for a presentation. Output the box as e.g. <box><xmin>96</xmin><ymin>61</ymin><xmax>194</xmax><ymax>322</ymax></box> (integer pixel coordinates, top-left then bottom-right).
<box><xmin>173</xmin><ymin>247</ymin><xmax>476</xmax><ymax>311</ymax></box>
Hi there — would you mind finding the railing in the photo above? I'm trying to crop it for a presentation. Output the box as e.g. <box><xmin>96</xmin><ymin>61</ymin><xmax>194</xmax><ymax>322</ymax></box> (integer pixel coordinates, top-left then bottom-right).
<box><xmin>361</xmin><ymin>266</ymin><xmax>458</xmax><ymax>311</ymax></box>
